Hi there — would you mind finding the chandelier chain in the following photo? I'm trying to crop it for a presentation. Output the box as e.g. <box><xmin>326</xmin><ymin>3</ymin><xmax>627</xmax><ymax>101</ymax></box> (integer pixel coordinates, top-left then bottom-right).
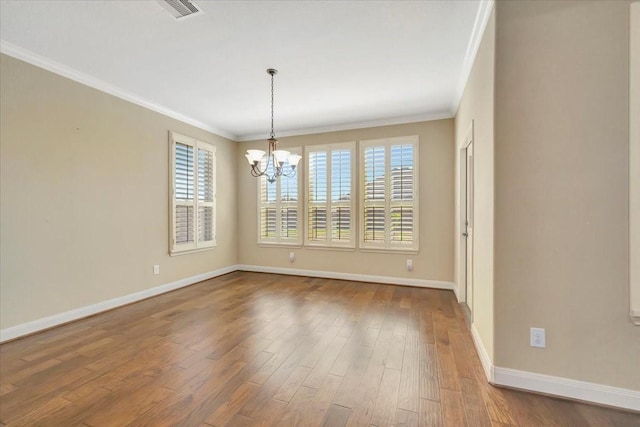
<box><xmin>246</xmin><ymin>68</ymin><xmax>298</xmax><ymax>183</ymax></box>
<box><xmin>270</xmin><ymin>72</ymin><xmax>275</xmax><ymax>139</ymax></box>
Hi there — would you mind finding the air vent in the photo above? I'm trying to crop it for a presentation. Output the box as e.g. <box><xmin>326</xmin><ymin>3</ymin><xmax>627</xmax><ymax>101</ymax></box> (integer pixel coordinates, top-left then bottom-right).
<box><xmin>156</xmin><ymin>0</ymin><xmax>202</xmax><ymax>20</ymax></box>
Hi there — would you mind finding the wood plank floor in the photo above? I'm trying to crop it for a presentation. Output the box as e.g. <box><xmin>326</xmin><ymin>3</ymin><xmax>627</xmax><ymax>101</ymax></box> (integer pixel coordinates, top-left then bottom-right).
<box><xmin>1</xmin><ymin>272</ymin><xmax>638</xmax><ymax>426</ymax></box>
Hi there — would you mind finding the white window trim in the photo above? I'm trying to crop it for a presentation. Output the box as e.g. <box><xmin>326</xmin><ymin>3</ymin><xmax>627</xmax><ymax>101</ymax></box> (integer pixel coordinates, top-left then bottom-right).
<box><xmin>359</xmin><ymin>135</ymin><xmax>419</xmax><ymax>252</ymax></box>
<box><xmin>169</xmin><ymin>131</ymin><xmax>216</xmax><ymax>255</ymax></box>
<box><xmin>256</xmin><ymin>147</ymin><xmax>303</xmax><ymax>245</ymax></box>
<box><xmin>304</xmin><ymin>141</ymin><xmax>356</xmax><ymax>249</ymax></box>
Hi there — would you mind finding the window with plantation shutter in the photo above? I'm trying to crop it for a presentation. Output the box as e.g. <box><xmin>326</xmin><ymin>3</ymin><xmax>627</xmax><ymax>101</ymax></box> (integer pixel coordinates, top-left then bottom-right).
<box><xmin>258</xmin><ymin>147</ymin><xmax>302</xmax><ymax>245</ymax></box>
<box><xmin>170</xmin><ymin>131</ymin><xmax>216</xmax><ymax>254</ymax></box>
<box><xmin>305</xmin><ymin>142</ymin><xmax>355</xmax><ymax>248</ymax></box>
<box><xmin>360</xmin><ymin>136</ymin><xmax>418</xmax><ymax>251</ymax></box>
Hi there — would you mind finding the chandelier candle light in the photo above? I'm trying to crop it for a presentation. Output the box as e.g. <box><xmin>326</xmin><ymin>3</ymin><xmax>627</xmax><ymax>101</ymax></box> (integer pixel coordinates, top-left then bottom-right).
<box><xmin>245</xmin><ymin>68</ymin><xmax>302</xmax><ymax>183</ymax></box>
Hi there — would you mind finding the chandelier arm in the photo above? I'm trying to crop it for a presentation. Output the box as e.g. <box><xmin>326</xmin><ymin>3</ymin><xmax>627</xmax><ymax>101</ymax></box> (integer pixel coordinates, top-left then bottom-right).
<box><xmin>281</xmin><ymin>168</ymin><xmax>297</xmax><ymax>178</ymax></box>
<box><xmin>250</xmin><ymin>166</ymin><xmax>263</xmax><ymax>178</ymax></box>
<box><xmin>250</xmin><ymin>155</ymin><xmax>270</xmax><ymax>176</ymax></box>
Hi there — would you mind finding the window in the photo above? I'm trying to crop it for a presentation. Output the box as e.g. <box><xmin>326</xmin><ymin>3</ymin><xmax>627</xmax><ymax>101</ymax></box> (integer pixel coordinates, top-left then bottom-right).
<box><xmin>306</xmin><ymin>142</ymin><xmax>356</xmax><ymax>248</ymax></box>
<box><xmin>258</xmin><ymin>148</ymin><xmax>302</xmax><ymax>245</ymax></box>
<box><xmin>360</xmin><ymin>136</ymin><xmax>418</xmax><ymax>251</ymax></box>
<box><xmin>170</xmin><ymin>131</ymin><xmax>216</xmax><ymax>255</ymax></box>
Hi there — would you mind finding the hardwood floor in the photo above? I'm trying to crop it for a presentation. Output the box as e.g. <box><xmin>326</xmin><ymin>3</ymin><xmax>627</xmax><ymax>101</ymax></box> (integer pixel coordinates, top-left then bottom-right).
<box><xmin>0</xmin><ymin>271</ymin><xmax>638</xmax><ymax>426</ymax></box>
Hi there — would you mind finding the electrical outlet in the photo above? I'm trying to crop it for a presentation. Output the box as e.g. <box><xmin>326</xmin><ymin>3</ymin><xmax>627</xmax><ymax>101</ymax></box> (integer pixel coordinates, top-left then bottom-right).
<box><xmin>406</xmin><ymin>259</ymin><xmax>413</xmax><ymax>271</ymax></box>
<box><xmin>289</xmin><ymin>252</ymin><xmax>295</xmax><ymax>263</ymax></box>
<box><xmin>153</xmin><ymin>265</ymin><xmax>160</xmax><ymax>275</ymax></box>
<box><xmin>530</xmin><ymin>327</ymin><xmax>545</xmax><ymax>348</ymax></box>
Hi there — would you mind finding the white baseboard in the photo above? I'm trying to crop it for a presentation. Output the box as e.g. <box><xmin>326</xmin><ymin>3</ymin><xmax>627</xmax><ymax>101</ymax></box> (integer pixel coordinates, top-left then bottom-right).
<box><xmin>452</xmin><ymin>281</ymin><xmax>461</xmax><ymax>302</ymax></box>
<box><xmin>236</xmin><ymin>264</ymin><xmax>455</xmax><ymax>291</ymax></box>
<box><xmin>467</xmin><ymin>323</ymin><xmax>640</xmax><ymax>412</ymax></box>
<box><xmin>493</xmin><ymin>367</ymin><xmax>640</xmax><ymax>412</ymax></box>
<box><xmin>470</xmin><ymin>323</ymin><xmax>494</xmax><ymax>382</ymax></box>
<box><xmin>631</xmin><ymin>309</ymin><xmax>640</xmax><ymax>326</ymax></box>
<box><xmin>0</xmin><ymin>265</ymin><xmax>452</xmax><ymax>343</ymax></box>
<box><xmin>4</xmin><ymin>265</ymin><xmax>637</xmax><ymax>412</ymax></box>
<box><xmin>0</xmin><ymin>265</ymin><xmax>238</xmax><ymax>343</ymax></box>
<box><xmin>238</xmin><ymin>264</ymin><xmax>640</xmax><ymax>410</ymax></box>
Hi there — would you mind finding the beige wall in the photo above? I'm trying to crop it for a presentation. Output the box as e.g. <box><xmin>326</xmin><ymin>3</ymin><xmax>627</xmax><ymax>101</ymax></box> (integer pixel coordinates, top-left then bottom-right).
<box><xmin>630</xmin><ymin>2</ymin><xmax>640</xmax><ymax>325</ymax></box>
<box><xmin>0</xmin><ymin>54</ymin><xmax>238</xmax><ymax>329</ymax></box>
<box><xmin>237</xmin><ymin>120</ymin><xmax>455</xmax><ymax>282</ymax></box>
<box><xmin>454</xmin><ymin>9</ymin><xmax>495</xmax><ymax>361</ymax></box>
<box><xmin>494</xmin><ymin>0</ymin><xmax>640</xmax><ymax>390</ymax></box>
<box><xmin>0</xmin><ymin>53</ymin><xmax>454</xmax><ymax>332</ymax></box>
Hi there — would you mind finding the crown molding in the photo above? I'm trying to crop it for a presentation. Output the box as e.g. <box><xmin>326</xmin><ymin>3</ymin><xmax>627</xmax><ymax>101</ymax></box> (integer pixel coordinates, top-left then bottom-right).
<box><xmin>0</xmin><ymin>40</ymin><xmax>238</xmax><ymax>141</ymax></box>
<box><xmin>236</xmin><ymin>112</ymin><xmax>454</xmax><ymax>142</ymax></box>
<box><xmin>3</xmin><ymin>2</ymin><xmax>482</xmax><ymax>145</ymax></box>
<box><xmin>0</xmin><ymin>41</ymin><xmax>454</xmax><ymax>144</ymax></box>
<box><xmin>451</xmin><ymin>0</ymin><xmax>494</xmax><ymax>114</ymax></box>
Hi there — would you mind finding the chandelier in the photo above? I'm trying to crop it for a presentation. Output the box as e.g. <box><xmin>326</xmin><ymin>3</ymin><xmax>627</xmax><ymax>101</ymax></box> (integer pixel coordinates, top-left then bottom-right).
<box><xmin>245</xmin><ymin>68</ymin><xmax>301</xmax><ymax>183</ymax></box>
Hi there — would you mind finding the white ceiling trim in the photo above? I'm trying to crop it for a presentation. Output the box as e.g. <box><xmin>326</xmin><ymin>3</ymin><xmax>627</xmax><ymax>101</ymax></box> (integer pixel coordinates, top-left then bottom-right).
<box><xmin>237</xmin><ymin>112</ymin><xmax>453</xmax><ymax>142</ymax></box>
<box><xmin>0</xmin><ymin>40</ymin><xmax>238</xmax><ymax>141</ymax></box>
<box><xmin>2</xmin><ymin>2</ymin><xmax>479</xmax><ymax>145</ymax></box>
<box><xmin>1</xmin><ymin>39</ymin><xmax>455</xmax><ymax>142</ymax></box>
<box><xmin>451</xmin><ymin>0</ymin><xmax>495</xmax><ymax>114</ymax></box>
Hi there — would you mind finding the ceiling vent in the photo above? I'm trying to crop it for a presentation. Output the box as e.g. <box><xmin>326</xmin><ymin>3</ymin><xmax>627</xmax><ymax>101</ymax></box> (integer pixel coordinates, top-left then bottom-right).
<box><xmin>156</xmin><ymin>0</ymin><xmax>203</xmax><ymax>20</ymax></box>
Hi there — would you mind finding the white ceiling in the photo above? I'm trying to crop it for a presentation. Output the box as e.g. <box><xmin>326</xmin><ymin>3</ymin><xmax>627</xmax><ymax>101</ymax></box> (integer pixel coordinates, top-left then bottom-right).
<box><xmin>0</xmin><ymin>1</ymin><xmax>491</xmax><ymax>140</ymax></box>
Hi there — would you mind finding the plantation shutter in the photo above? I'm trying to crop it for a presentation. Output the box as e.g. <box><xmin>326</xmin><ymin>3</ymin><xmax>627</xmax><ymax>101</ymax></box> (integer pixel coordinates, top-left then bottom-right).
<box><xmin>389</xmin><ymin>144</ymin><xmax>414</xmax><ymax>245</ymax></box>
<box><xmin>197</xmin><ymin>144</ymin><xmax>216</xmax><ymax>246</ymax></box>
<box><xmin>363</xmin><ymin>145</ymin><xmax>386</xmax><ymax>244</ymax></box>
<box><xmin>330</xmin><ymin>149</ymin><xmax>352</xmax><ymax>243</ymax></box>
<box><xmin>308</xmin><ymin>151</ymin><xmax>328</xmax><ymax>242</ymax></box>
<box><xmin>305</xmin><ymin>142</ymin><xmax>355</xmax><ymax>247</ymax></box>
<box><xmin>259</xmin><ymin>159</ymin><xmax>278</xmax><ymax>239</ymax></box>
<box><xmin>175</xmin><ymin>142</ymin><xmax>195</xmax><ymax>246</ymax></box>
<box><xmin>257</xmin><ymin>148</ymin><xmax>302</xmax><ymax>244</ymax></box>
<box><xmin>170</xmin><ymin>132</ymin><xmax>216</xmax><ymax>254</ymax></box>
<box><xmin>280</xmin><ymin>159</ymin><xmax>299</xmax><ymax>240</ymax></box>
<box><xmin>360</xmin><ymin>136</ymin><xmax>418</xmax><ymax>251</ymax></box>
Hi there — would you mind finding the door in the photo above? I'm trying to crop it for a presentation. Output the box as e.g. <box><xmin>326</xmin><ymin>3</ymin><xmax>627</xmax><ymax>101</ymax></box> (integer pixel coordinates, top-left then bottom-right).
<box><xmin>464</xmin><ymin>141</ymin><xmax>474</xmax><ymax>315</ymax></box>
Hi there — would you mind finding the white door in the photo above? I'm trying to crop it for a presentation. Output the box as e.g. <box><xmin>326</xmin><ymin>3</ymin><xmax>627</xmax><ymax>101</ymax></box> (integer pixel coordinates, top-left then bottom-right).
<box><xmin>464</xmin><ymin>141</ymin><xmax>474</xmax><ymax>315</ymax></box>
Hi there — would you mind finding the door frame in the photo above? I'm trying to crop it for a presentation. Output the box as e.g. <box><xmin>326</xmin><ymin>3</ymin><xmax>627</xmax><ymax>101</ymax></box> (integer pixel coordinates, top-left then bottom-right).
<box><xmin>457</xmin><ymin>121</ymin><xmax>474</xmax><ymax>310</ymax></box>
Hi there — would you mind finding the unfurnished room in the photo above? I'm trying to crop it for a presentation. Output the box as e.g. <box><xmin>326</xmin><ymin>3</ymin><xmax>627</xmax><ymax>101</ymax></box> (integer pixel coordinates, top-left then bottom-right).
<box><xmin>0</xmin><ymin>0</ymin><xmax>639</xmax><ymax>425</ymax></box>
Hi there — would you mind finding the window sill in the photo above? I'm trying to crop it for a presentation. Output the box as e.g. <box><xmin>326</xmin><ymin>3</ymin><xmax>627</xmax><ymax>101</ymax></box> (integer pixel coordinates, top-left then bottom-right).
<box><xmin>258</xmin><ymin>242</ymin><xmax>303</xmax><ymax>248</ymax></box>
<box><xmin>304</xmin><ymin>244</ymin><xmax>356</xmax><ymax>252</ymax></box>
<box><xmin>359</xmin><ymin>247</ymin><xmax>419</xmax><ymax>255</ymax></box>
<box><xmin>170</xmin><ymin>245</ymin><xmax>217</xmax><ymax>256</ymax></box>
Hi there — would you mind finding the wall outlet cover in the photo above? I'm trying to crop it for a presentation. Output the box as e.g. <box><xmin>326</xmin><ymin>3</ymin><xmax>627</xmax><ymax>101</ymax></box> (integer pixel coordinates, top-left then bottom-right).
<box><xmin>530</xmin><ymin>327</ymin><xmax>546</xmax><ymax>348</ymax></box>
